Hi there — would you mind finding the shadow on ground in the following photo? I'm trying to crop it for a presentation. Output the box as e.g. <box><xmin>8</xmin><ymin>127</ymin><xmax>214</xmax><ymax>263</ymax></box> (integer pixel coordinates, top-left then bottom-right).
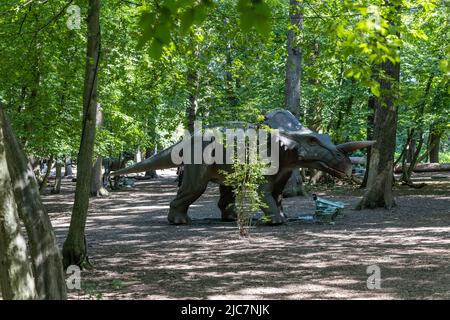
<box><xmin>43</xmin><ymin>170</ymin><xmax>450</xmax><ymax>299</ymax></box>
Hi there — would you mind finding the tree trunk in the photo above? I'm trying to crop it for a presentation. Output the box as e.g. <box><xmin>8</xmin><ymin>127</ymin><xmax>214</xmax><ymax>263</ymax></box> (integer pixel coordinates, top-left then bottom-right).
<box><xmin>357</xmin><ymin>60</ymin><xmax>400</xmax><ymax>209</ymax></box>
<box><xmin>306</xmin><ymin>42</ymin><xmax>322</xmax><ymax>131</ymax></box>
<box><xmin>284</xmin><ymin>0</ymin><xmax>303</xmax><ymax>118</ymax></box>
<box><xmin>90</xmin><ymin>157</ymin><xmax>108</xmax><ymax>197</ymax></box>
<box><xmin>39</xmin><ymin>156</ymin><xmax>54</xmax><ymax>194</ymax></box>
<box><xmin>0</xmin><ymin>105</ymin><xmax>67</xmax><ymax>299</ymax></box>
<box><xmin>64</xmin><ymin>157</ymin><xmax>73</xmax><ymax>177</ymax></box>
<box><xmin>51</xmin><ymin>160</ymin><xmax>63</xmax><ymax>194</ymax></box>
<box><xmin>333</xmin><ymin>83</ymin><xmax>355</xmax><ymax>143</ymax></box>
<box><xmin>144</xmin><ymin>148</ymin><xmax>158</xmax><ymax>178</ymax></box>
<box><xmin>401</xmin><ymin>131</ymin><xmax>424</xmax><ymax>185</ymax></box>
<box><xmin>398</xmin><ymin>74</ymin><xmax>434</xmax><ymax>186</ymax></box>
<box><xmin>186</xmin><ymin>70</ymin><xmax>198</xmax><ymax>133</ymax></box>
<box><xmin>406</xmin><ymin>137</ymin><xmax>416</xmax><ymax>163</ymax></box>
<box><xmin>31</xmin><ymin>157</ymin><xmax>43</xmax><ymax>184</ymax></box>
<box><xmin>90</xmin><ymin>105</ymin><xmax>108</xmax><ymax>197</ymax></box>
<box><xmin>428</xmin><ymin>129</ymin><xmax>440</xmax><ymax>163</ymax></box>
<box><xmin>63</xmin><ymin>0</ymin><xmax>101</xmax><ymax>269</ymax></box>
<box><xmin>282</xmin><ymin>169</ymin><xmax>307</xmax><ymax>197</ymax></box>
<box><xmin>357</xmin><ymin>2</ymin><xmax>400</xmax><ymax>209</ymax></box>
<box><xmin>282</xmin><ymin>0</ymin><xmax>306</xmax><ymax>197</ymax></box>
<box><xmin>360</xmin><ymin>95</ymin><xmax>376</xmax><ymax>188</ymax></box>
<box><xmin>225</xmin><ymin>41</ymin><xmax>238</xmax><ymax>107</ymax></box>
<box><xmin>133</xmin><ymin>148</ymin><xmax>144</xmax><ymax>177</ymax></box>
<box><xmin>0</xmin><ymin>117</ymin><xmax>37</xmax><ymax>300</ymax></box>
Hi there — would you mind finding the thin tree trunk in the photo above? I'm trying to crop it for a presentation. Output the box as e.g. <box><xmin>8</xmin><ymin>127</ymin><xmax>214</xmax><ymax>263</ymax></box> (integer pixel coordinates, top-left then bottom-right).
<box><xmin>398</xmin><ymin>74</ymin><xmax>434</xmax><ymax>186</ymax></box>
<box><xmin>186</xmin><ymin>70</ymin><xmax>198</xmax><ymax>133</ymax></box>
<box><xmin>0</xmin><ymin>105</ymin><xmax>67</xmax><ymax>299</ymax></box>
<box><xmin>0</xmin><ymin>116</ymin><xmax>37</xmax><ymax>300</ymax></box>
<box><xmin>394</xmin><ymin>128</ymin><xmax>414</xmax><ymax>168</ymax></box>
<box><xmin>30</xmin><ymin>156</ymin><xmax>42</xmax><ymax>183</ymax></box>
<box><xmin>225</xmin><ymin>40</ymin><xmax>238</xmax><ymax>107</ymax></box>
<box><xmin>64</xmin><ymin>157</ymin><xmax>73</xmax><ymax>177</ymax></box>
<box><xmin>63</xmin><ymin>0</ymin><xmax>101</xmax><ymax>269</ymax></box>
<box><xmin>406</xmin><ymin>136</ymin><xmax>416</xmax><ymax>163</ymax></box>
<box><xmin>283</xmin><ymin>0</ymin><xmax>306</xmax><ymax>197</ymax></box>
<box><xmin>306</xmin><ymin>42</ymin><xmax>322</xmax><ymax>131</ymax></box>
<box><xmin>144</xmin><ymin>148</ymin><xmax>158</xmax><ymax>178</ymax></box>
<box><xmin>91</xmin><ymin>157</ymin><xmax>108</xmax><ymax>196</ymax></box>
<box><xmin>401</xmin><ymin>131</ymin><xmax>424</xmax><ymax>186</ymax></box>
<box><xmin>133</xmin><ymin>148</ymin><xmax>144</xmax><ymax>177</ymax></box>
<box><xmin>39</xmin><ymin>156</ymin><xmax>54</xmax><ymax>194</ymax></box>
<box><xmin>51</xmin><ymin>160</ymin><xmax>63</xmax><ymax>194</ymax></box>
<box><xmin>334</xmin><ymin>87</ymin><xmax>354</xmax><ymax>143</ymax></box>
<box><xmin>90</xmin><ymin>105</ymin><xmax>108</xmax><ymax>197</ymax></box>
<box><xmin>360</xmin><ymin>84</ymin><xmax>376</xmax><ymax>188</ymax></box>
<box><xmin>428</xmin><ymin>129</ymin><xmax>440</xmax><ymax>163</ymax></box>
<box><xmin>284</xmin><ymin>0</ymin><xmax>303</xmax><ymax>118</ymax></box>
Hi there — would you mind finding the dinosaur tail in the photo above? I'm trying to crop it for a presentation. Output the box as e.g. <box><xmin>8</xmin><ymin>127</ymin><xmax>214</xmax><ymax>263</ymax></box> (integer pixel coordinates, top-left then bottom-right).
<box><xmin>111</xmin><ymin>144</ymin><xmax>179</xmax><ymax>176</ymax></box>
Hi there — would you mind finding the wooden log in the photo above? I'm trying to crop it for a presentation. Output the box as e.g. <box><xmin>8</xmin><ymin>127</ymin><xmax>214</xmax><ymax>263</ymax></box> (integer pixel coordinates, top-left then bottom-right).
<box><xmin>394</xmin><ymin>163</ymin><xmax>450</xmax><ymax>173</ymax></box>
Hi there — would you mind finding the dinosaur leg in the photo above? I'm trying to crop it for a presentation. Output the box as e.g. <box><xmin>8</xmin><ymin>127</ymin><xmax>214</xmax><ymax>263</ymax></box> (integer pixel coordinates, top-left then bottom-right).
<box><xmin>272</xmin><ymin>171</ymin><xmax>293</xmax><ymax>219</ymax></box>
<box><xmin>168</xmin><ymin>165</ymin><xmax>209</xmax><ymax>225</ymax></box>
<box><xmin>261</xmin><ymin>172</ymin><xmax>292</xmax><ymax>225</ymax></box>
<box><xmin>261</xmin><ymin>191</ymin><xmax>285</xmax><ymax>225</ymax></box>
<box><xmin>218</xmin><ymin>185</ymin><xmax>236</xmax><ymax>221</ymax></box>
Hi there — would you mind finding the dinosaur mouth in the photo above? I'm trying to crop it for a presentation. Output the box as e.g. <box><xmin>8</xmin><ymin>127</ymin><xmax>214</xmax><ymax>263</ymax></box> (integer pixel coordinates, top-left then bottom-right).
<box><xmin>317</xmin><ymin>161</ymin><xmax>350</xmax><ymax>179</ymax></box>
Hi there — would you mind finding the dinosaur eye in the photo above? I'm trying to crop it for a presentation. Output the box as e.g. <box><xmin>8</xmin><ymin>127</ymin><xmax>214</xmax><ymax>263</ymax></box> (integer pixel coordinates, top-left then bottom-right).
<box><xmin>308</xmin><ymin>137</ymin><xmax>319</xmax><ymax>145</ymax></box>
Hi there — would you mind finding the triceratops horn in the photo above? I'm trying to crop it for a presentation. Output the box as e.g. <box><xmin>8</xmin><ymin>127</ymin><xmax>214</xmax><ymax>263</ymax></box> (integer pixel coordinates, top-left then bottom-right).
<box><xmin>337</xmin><ymin>140</ymin><xmax>376</xmax><ymax>154</ymax></box>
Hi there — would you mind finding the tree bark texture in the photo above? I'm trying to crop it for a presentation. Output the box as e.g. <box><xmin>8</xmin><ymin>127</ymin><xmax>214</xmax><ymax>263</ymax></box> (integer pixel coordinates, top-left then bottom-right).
<box><xmin>63</xmin><ymin>0</ymin><xmax>101</xmax><ymax>269</ymax></box>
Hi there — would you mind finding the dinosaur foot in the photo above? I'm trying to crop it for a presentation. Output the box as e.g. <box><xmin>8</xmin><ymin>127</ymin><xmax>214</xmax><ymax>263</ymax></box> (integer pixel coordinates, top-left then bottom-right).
<box><xmin>221</xmin><ymin>211</ymin><xmax>236</xmax><ymax>222</ymax></box>
<box><xmin>266</xmin><ymin>214</ymin><xmax>286</xmax><ymax>226</ymax></box>
<box><xmin>168</xmin><ymin>211</ymin><xmax>191</xmax><ymax>225</ymax></box>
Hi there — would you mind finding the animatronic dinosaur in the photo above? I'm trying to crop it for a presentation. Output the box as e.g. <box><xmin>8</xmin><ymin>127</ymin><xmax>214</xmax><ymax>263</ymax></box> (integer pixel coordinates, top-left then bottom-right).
<box><xmin>111</xmin><ymin>110</ymin><xmax>374</xmax><ymax>225</ymax></box>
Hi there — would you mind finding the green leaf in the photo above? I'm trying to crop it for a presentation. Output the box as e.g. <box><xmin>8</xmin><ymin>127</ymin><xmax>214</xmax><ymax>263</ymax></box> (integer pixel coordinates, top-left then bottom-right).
<box><xmin>239</xmin><ymin>9</ymin><xmax>253</xmax><ymax>33</ymax></box>
<box><xmin>154</xmin><ymin>21</ymin><xmax>171</xmax><ymax>45</ymax></box>
<box><xmin>137</xmin><ymin>11</ymin><xmax>156</xmax><ymax>49</ymax></box>
<box><xmin>180</xmin><ymin>8</ymin><xmax>195</xmax><ymax>34</ymax></box>
<box><xmin>439</xmin><ymin>59</ymin><xmax>449</xmax><ymax>73</ymax></box>
<box><xmin>193</xmin><ymin>5</ymin><xmax>207</xmax><ymax>25</ymax></box>
<box><xmin>336</xmin><ymin>24</ymin><xmax>345</xmax><ymax>38</ymax></box>
<box><xmin>253</xmin><ymin>1</ymin><xmax>272</xmax><ymax>36</ymax></box>
<box><xmin>149</xmin><ymin>40</ymin><xmax>163</xmax><ymax>59</ymax></box>
<box><xmin>370</xmin><ymin>82</ymin><xmax>380</xmax><ymax>97</ymax></box>
<box><xmin>344</xmin><ymin>69</ymin><xmax>354</xmax><ymax>77</ymax></box>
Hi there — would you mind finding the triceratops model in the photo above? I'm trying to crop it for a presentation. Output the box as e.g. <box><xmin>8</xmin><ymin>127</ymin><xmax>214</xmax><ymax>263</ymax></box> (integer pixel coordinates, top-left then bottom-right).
<box><xmin>112</xmin><ymin>110</ymin><xmax>374</xmax><ymax>225</ymax></box>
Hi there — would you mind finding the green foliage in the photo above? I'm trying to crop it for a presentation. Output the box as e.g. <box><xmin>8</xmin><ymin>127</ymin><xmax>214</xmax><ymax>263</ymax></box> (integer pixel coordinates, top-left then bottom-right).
<box><xmin>222</xmin><ymin>157</ymin><xmax>267</xmax><ymax>237</ymax></box>
<box><xmin>440</xmin><ymin>152</ymin><xmax>450</xmax><ymax>163</ymax></box>
<box><xmin>138</xmin><ymin>0</ymin><xmax>272</xmax><ymax>59</ymax></box>
<box><xmin>237</xmin><ymin>0</ymin><xmax>272</xmax><ymax>36</ymax></box>
<box><xmin>0</xmin><ymin>0</ymin><xmax>447</xmax><ymax>167</ymax></box>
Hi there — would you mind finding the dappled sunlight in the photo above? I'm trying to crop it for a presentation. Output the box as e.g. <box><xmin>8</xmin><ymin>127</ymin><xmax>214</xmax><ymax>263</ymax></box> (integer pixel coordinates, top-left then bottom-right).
<box><xmin>109</xmin><ymin>205</ymin><xmax>170</xmax><ymax>212</ymax></box>
<box><xmin>39</xmin><ymin>174</ymin><xmax>450</xmax><ymax>299</ymax></box>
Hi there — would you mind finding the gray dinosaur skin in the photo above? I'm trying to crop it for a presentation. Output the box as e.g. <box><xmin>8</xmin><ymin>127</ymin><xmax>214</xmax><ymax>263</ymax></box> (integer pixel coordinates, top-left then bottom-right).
<box><xmin>112</xmin><ymin>110</ymin><xmax>374</xmax><ymax>225</ymax></box>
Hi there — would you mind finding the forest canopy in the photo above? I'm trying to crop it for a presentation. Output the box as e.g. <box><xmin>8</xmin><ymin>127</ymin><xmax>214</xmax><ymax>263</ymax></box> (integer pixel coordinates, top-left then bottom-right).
<box><xmin>0</xmin><ymin>0</ymin><xmax>448</xmax><ymax>159</ymax></box>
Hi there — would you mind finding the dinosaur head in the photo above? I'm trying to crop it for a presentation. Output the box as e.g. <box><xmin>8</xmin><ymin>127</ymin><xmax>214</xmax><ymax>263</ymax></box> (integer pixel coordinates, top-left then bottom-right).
<box><xmin>278</xmin><ymin>131</ymin><xmax>374</xmax><ymax>178</ymax></box>
<box><xmin>265</xmin><ymin>110</ymin><xmax>374</xmax><ymax>179</ymax></box>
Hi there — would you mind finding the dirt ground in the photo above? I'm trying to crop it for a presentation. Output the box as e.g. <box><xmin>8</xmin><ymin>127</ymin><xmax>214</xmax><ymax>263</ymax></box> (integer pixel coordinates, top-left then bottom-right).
<box><xmin>42</xmin><ymin>170</ymin><xmax>449</xmax><ymax>300</ymax></box>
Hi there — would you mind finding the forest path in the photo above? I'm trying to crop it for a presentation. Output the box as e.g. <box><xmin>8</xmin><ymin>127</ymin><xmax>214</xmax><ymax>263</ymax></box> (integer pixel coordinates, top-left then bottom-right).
<box><xmin>43</xmin><ymin>170</ymin><xmax>450</xmax><ymax>299</ymax></box>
